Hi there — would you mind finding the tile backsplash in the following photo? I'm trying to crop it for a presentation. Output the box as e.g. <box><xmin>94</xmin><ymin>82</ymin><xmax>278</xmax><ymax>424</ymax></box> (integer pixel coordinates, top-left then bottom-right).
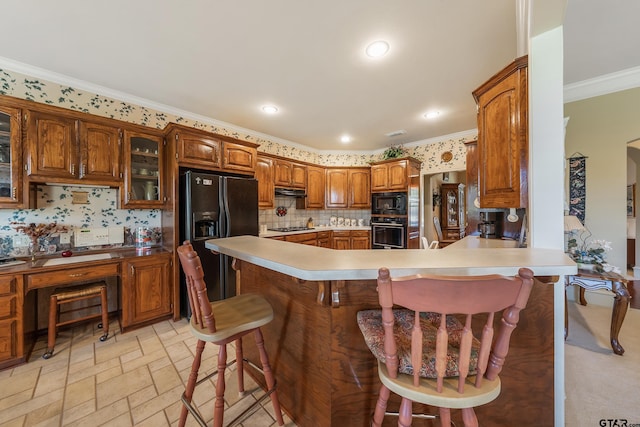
<box><xmin>0</xmin><ymin>185</ymin><xmax>160</xmax><ymax>257</ymax></box>
<box><xmin>259</xmin><ymin>196</ymin><xmax>371</xmax><ymax>230</ymax></box>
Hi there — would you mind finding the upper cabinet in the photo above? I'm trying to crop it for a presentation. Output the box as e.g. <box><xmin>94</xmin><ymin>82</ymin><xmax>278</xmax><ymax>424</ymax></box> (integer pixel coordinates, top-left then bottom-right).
<box><xmin>24</xmin><ymin>110</ymin><xmax>121</xmax><ymax>185</ymax></box>
<box><xmin>306</xmin><ymin>165</ymin><xmax>325</xmax><ymax>209</ymax></box>
<box><xmin>122</xmin><ymin>130</ymin><xmax>165</xmax><ymax>208</ymax></box>
<box><xmin>256</xmin><ymin>155</ymin><xmax>275</xmax><ymax>209</ymax></box>
<box><xmin>326</xmin><ymin>167</ymin><xmax>370</xmax><ymax>209</ymax></box>
<box><xmin>222</xmin><ymin>140</ymin><xmax>257</xmax><ymax>174</ymax></box>
<box><xmin>173</xmin><ymin>128</ymin><xmax>221</xmax><ymax>169</ymax></box>
<box><xmin>370</xmin><ymin>157</ymin><xmax>422</xmax><ymax>192</ymax></box>
<box><xmin>274</xmin><ymin>158</ymin><xmax>306</xmax><ymax>189</ymax></box>
<box><xmin>165</xmin><ymin>124</ymin><xmax>257</xmax><ymax>175</ymax></box>
<box><xmin>472</xmin><ymin>56</ymin><xmax>528</xmax><ymax>209</ymax></box>
<box><xmin>0</xmin><ymin>105</ymin><xmax>22</xmax><ymax>207</ymax></box>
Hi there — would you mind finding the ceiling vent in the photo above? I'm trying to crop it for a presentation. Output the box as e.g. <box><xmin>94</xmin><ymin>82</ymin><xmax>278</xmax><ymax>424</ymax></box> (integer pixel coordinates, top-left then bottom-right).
<box><xmin>385</xmin><ymin>129</ymin><xmax>407</xmax><ymax>137</ymax></box>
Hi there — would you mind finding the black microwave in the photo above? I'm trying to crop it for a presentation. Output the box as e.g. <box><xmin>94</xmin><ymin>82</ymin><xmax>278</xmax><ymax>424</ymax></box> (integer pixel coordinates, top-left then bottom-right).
<box><xmin>371</xmin><ymin>192</ymin><xmax>407</xmax><ymax>215</ymax></box>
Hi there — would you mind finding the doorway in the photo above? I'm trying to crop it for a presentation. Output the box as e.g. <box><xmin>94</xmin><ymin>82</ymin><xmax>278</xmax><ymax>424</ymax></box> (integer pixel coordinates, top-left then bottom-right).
<box><xmin>422</xmin><ymin>170</ymin><xmax>466</xmax><ymax>246</ymax></box>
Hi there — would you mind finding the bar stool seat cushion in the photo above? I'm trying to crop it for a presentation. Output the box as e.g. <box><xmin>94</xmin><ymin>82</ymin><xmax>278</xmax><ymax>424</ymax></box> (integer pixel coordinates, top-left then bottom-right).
<box><xmin>357</xmin><ymin>309</ymin><xmax>480</xmax><ymax>378</ymax></box>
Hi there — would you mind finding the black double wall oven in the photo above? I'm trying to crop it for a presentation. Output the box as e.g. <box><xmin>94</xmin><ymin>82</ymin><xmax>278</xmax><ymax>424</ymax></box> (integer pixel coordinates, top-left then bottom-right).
<box><xmin>371</xmin><ymin>192</ymin><xmax>408</xmax><ymax>249</ymax></box>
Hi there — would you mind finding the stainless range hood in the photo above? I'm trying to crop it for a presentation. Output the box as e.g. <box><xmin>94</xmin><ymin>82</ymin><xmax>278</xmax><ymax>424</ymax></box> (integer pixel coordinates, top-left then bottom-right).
<box><xmin>275</xmin><ymin>187</ymin><xmax>306</xmax><ymax>198</ymax></box>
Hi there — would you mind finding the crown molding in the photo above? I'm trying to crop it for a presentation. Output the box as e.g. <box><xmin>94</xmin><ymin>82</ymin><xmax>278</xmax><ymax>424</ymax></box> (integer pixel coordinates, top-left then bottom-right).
<box><xmin>0</xmin><ymin>56</ymin><xmax>478</xmax><ymax>154</ymax></box>
<box><xmin>564</xmin><ymin>66</ymin><xmax>640</xmax><ymax>103</ymax></box>
<box><xmin>0</xmin><ymin>56</ymin><xmax>307</xmax><ymax>149</ymax></box>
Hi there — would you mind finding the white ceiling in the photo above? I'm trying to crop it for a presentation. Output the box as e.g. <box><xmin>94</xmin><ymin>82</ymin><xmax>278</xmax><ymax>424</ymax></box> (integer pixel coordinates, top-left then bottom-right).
<box><xmin>1</xmin><ymin>1</ymin><xmax>639</xmax><ymax>152</ymax></box>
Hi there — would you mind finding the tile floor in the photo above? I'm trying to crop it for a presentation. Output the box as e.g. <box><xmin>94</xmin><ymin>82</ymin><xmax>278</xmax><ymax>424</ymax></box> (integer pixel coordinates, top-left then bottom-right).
<box><xmin>0</xmin><ymin>318</ymin><xmax>296</xmax><ymax>426</ymax></box>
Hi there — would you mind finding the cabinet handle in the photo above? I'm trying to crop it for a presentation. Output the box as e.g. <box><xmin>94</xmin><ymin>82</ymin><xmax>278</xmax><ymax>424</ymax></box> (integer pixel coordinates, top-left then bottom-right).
<box><xmin>79</xmin><ymin>164</ymin><xmax>85</xmax><ymax>178</ymax></box>
<box><xmin>12</xmin><ymin>187</ymin><xmax>16</xmax><ymax>199</ymax></box>
<box><xmin>71</xmin><ymin>164</ymin><xmax>76</xmax><ymax>176</ymax></box>
<box><xmin>69</xmin><ymin>273</ymin><xmax>86</xmax><ymax>277</ymax></box>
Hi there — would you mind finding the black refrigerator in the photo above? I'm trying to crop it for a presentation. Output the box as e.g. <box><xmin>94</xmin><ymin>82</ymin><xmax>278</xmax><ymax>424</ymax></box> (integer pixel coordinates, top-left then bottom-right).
<box><xmin>179</xmin><ymin>170</ymin><xmax>258</xmax><ymax>316</ymax></box>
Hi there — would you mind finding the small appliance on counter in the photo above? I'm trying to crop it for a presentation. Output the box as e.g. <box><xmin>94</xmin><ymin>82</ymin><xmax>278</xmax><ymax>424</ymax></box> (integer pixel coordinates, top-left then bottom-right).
<box><xmin>478</xmin><ymin>211</ymin><xmax>504</xmax><ymax>239</ymax></box>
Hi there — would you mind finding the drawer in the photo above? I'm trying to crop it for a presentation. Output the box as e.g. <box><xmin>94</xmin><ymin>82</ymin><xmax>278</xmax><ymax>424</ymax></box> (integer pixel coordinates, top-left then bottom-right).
<box><xmin>332</xmin><ymin>231</ymin><xmax>350</xmax><ymax>237</ymax></box>
<box><xmin>0</xmin><ymin>295</ymin><xmax>16</xmax><ymax>320</ymax></box>
<box><xmin>351</xmin><ymin>230</ymin><xmax>370</xmax><ymax>237</ymax></box>
<box><xmin>0</xmin><ymin>276</ymin><xmax>17</xmax><ymax>296</ymax></box>
<box><xmin>27</xmin><ymin>263</ymin><xmax>120</xmax><ymax>291</ymax></box>
<box><xmin>317</xmin><ymin>231</ymin><xmax>331</xmax><ymax>239</ymax></box>
<box><xmin>285</xmin><ymin>232</ymin><xmax>317</xmax><ymax>244</ymax></box>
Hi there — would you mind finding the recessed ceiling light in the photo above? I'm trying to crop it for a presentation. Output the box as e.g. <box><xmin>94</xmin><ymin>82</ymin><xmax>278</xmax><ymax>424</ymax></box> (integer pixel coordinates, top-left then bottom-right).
<box><xmin>424</xmin><ymin>111</ymin><xmax>440</xmax><ymax>119</ymax></box>
<box><xmin>261</xmin><ymin>105</ymin><xmax>278</xmax><ymax>114</ymax></box>
<box><xmin>365</xmin><ymin>40</ymin><xmax>390</xmax><ymax>58</ymax></box>
<box><xmin>340</xmin><ymin>135</ymin><xmax>352</xmax><ymax>143</ymax></box>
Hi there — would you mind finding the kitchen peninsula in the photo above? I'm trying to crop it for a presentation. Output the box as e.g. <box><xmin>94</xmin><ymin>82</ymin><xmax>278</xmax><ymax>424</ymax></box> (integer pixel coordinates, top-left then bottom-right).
<box><xmin>205</xmin><ymin>235</ymin><xmax>575</xmax><ymax>427</ymax></box>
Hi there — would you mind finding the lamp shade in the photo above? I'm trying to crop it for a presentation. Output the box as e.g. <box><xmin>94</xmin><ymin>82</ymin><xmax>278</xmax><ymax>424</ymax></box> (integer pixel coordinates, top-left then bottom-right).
<box><xmin>564</xmin><ymin>215</ymin><xmax>585</xmax><ymax>232</ymax></box>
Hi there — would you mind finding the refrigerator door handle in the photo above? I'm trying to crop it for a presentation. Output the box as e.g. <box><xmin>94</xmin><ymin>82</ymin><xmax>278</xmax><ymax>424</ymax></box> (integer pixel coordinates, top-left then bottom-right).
<box><xmin>221</xmin><ymin>177</ymin><xmax>231</xmax><ymax>238</ymax></box>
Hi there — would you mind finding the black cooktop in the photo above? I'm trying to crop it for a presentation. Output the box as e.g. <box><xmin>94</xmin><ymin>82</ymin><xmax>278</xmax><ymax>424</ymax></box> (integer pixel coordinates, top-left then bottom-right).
<box><xmin>268</xmin><ymin>227</ymin><xmax>315</xmax><ymax>232</ymax></box>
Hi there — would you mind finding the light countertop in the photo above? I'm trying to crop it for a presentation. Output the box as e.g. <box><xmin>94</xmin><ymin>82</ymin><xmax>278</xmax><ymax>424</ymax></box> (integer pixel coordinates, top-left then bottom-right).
<box><xmin>205</xmin><ymin>235</ymin><xmax>576</xmax><ymax>281</ymax></box>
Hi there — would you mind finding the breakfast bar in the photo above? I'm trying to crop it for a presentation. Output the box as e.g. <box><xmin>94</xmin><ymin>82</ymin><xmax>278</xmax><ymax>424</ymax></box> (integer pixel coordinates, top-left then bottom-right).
<box><xmin>205</xmin><ymin>235</ymin><xmax>575</xmax><ymax>426</ymax></box>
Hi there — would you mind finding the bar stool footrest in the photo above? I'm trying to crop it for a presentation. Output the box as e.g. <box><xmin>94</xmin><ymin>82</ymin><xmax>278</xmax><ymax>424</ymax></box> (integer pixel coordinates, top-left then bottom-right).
<box><xmin>180</xmin><ymin>358</ymin><xmax>279</xmax><ymax>427</ymax></box>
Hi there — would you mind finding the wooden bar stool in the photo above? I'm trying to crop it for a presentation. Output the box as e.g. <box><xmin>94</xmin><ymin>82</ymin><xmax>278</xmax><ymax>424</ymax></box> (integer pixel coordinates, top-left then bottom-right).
<box><xmin>177</xmin><ymin>241</ymin><xmax>284</xmax><ymax>427</ymax></box>
<box><xmin>43</xmin><ymin>281</ymin><xmax>109</xmax><ymax>359</ymax></box>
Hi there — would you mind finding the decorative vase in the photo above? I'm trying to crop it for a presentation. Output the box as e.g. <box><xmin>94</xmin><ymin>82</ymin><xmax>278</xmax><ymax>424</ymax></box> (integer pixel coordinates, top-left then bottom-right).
<box><xmin>29</xmin><ymin>239</ymin><xmax>39</xmax><ymax>262</ymax></box>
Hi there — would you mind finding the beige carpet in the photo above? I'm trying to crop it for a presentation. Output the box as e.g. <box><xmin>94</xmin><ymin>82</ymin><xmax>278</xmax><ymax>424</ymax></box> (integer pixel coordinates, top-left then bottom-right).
<box><xmin>565</xmin><ymin>301</ymin><xmax>640</xmax><ymax>426</ymax></box>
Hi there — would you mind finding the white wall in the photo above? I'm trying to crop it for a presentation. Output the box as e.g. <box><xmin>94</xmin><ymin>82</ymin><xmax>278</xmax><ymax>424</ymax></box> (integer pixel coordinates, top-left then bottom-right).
<box><xmin>564</xmin><ymin>87</ymin><xmax>640</xmax><ymax>271</ymax></box>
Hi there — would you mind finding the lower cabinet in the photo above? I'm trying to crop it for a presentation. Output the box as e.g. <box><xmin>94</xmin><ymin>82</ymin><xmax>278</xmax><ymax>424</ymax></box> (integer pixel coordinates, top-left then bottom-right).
<box><xmin>351</xmin><ymin>230</ymin><xmax>371</xmax><ymax>249</ymax></box>
<box><xmin>332</xmin><ymin>230</ymin><xmax>371</xmax><ymax>250</ymax></box>
<box><xmin>0</xmin><ymin>274</ymin><xmax>23</xmax><ymax>369</ymax></box>
<box><xmin>121</xmin><ymin>253</ymin><xmax>172</xmax><ymax>330</ymax></box>
<box><xmin>317</xmin><ymin>231</ymin><xmax>331</xmax><ymax>248</ymax></box>
<box><xmin>269</xmin><ymin>230</ymin><xmax>370</xmax><ymax>249</ymax></box>
<box><xmin>332</xmin><ymin>231</ymin><xmax>351</xmax><ymax>250</ymax></box>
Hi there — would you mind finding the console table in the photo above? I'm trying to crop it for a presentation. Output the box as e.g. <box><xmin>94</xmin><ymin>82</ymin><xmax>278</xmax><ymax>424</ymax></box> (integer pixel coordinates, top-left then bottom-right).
<box><xmin>565</xmin><ymin>268</ymin><xmax>630</xmax><ymax>355</ymax></box>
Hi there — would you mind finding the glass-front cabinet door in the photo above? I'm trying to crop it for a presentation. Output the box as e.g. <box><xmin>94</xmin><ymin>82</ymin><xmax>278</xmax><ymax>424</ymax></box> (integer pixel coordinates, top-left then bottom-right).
<box><xmin>0</xmin><ymin>106</ymin><xmax>22</xmax><ymax>207</ymax></box>
<box><xmin>123</xmin><ymin>130</ymin><xmax>164</xmax><ymax>208</ymax></box>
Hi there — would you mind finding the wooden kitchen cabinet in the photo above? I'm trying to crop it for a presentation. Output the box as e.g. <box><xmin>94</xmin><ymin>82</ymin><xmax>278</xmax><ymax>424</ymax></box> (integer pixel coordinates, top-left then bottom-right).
<box><xmin>274</xmin><ymin>158</ymin><xmax>306</xmax><ymax>189</ymax></box>
<box><xmin>78</xmin><ymin>121</ymin><xmax>122</xmax><ymax>182</ymax></box>
<box><xmin>256</xmin><ymin>155</ymin><xmax>275</xmax><ymax>209</ymax></box>
<box><xmin>325</xmin><ymin>167</ymin><xmax>371</xmax><ymax>209</ymax></box>
<box><xmin>25</xmin><ymin>111</ymin><xmax>121</xmax><ymax>184</ymax></box>
<box><xmin>121</xmin><ymin>253</ymin><xmax>172</xmax><ymax>330</ymax></box>
<box><xmin>332</xmin><ymin>230</ymin><xmax>370</xmax><ymax>249</ymax></box>
<box><xmin>222</xmin><ymin>140</ymin><xmax>257</xmax><ymax>174</ymax></box>
<box><xmin>472</xmin><ymin>55</ymin><xmax>528</xmax><ymax>208</ymax></box>
<box><xmin>326</xmin><ymin>168</ymin><xmax>349</xmax><ymax>208</ymax></box>
<box><xmin>285</xmin><ymin>232</ymin><xmax>318</xmax><ymax>246</ymax></box>
<box><xmin>0</xmin><ymin>104</ymin><xmax>23</xmax><ymax>207</ymax></box>
<box><xmin>317</xmin><ymin>231</ymin><xmax>331</xmax><ymax>248</ymax></box>
<box><xmin>122</xmin><ymin>129</ymin><xmax>165</xmax><ymax>208</ymax></box>
<box><xmin>306</xmin><ymin>165</ymin><xmax>325</xmax><ymax>209</ymax></box>
<box><xmin>349</xmin><ymin>168</ymin><xmax>371</xmax><ymax>209</ymax></box>
<box><xmin>169</xmin><ymin>125</ymin><xmax>221</xmax><ymax>169</ymax></box>
<box><xmin>351</xmin><ymin>230</ymin><xmax>371</xmax><ymax>249</ymax></box>
<box><xmin>370</xmin><ymin>157</ymin><xmax>422</xmax><ymax>192</ymax></box>
<box><xmin>0</xmin><ymin>274</ymin><xmax>23</xmax><ymax>369</ymax></box>
<box><xmin>332</xmin><ymin>230</ymin><xmax>351</xmax><ymax>250</ymax></box>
